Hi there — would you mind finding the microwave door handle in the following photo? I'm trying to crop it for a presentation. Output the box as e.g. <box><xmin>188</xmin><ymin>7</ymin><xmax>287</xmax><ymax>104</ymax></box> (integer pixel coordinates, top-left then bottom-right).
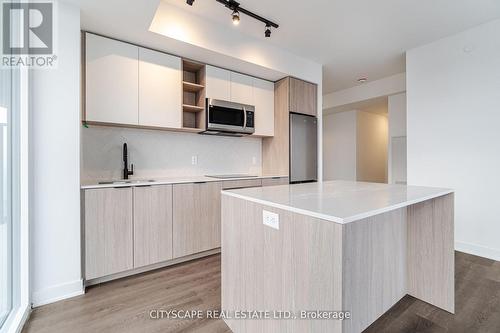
<box><xmin>243</xmin><ymin>106</ymin><xmax>247</xmax><ymax>129</ymax></box>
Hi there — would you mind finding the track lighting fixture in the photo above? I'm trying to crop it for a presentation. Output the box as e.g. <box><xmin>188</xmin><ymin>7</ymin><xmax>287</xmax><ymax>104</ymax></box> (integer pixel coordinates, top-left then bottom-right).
<box><xmin>232</xmin><ymin>10</ymin><xmax>240</xmax><ymax>25</ymax></box>
<box><xmin>265</xmin><ymin>24</ymin><xmax>271</xmax><ymax>37</ymax></box>
<box><xmin>186</xmin><ymin>0</ymin><xmax>279</xmax><ymax>37</ymax></box>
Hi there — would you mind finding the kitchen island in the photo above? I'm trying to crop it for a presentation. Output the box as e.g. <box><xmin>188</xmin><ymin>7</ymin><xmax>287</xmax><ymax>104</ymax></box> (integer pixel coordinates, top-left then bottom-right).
<box><xmin>221</xmin><ymin>181</ymin><xmax>454</xmax><ymax>333</ymax></box>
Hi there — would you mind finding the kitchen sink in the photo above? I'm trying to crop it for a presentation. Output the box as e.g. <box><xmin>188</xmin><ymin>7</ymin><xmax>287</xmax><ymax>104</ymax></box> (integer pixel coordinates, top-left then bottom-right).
<box><xmin>98</xmin><ymin>179</ymin><xmax>156</xmax><ymax>185</ymax></box>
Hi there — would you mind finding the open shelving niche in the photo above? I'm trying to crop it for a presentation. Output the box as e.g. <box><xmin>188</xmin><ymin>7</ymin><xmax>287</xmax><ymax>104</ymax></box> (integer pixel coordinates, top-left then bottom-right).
<box><xmin>182</xmin><ymin>59</ymin><xmax>206</xmax><ymax>131</ymax></box>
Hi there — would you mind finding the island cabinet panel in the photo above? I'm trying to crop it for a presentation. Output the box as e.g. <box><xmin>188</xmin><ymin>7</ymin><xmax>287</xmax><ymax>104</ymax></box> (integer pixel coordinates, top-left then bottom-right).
<box><xmin>289</xmin><ymin>77</ymin><xmax>317</xmax><ymax>116</ymax></box>
<box><xmin>206</xmin><ymin>65</ymin><xmax>231</xmax><ymax>101</ymax></box>
<box><xmin>221</xmin><ymin>195</ymin><xmax>343</xmax><ymax>333</ymax></box>
<box><xmin>407</xmin><ymin>193</ymin><xmax>455</xmax><ymax>313</ymax></box>
<box><xmin>133</xmin><ymin>185</ymin><xmax>173</xmax><ymax>268</ymax></box>
<box><xmin>138</xmin><ymin>48</ymin><xmax>182</xmax><ymax>128</ymax></box>
<box><xmin>172</xmin><ymin>182</ymin><xmax>222</xmax><ymax>258</ymax></box>
<box><xmin>85</xmin><ymin>33</ymin><xmax>139</xmax><ymax>125</ymax></box>
<box><xmin>341</xmin><ymin>208</ymin><xmax>407</xmax><ymax>333</ymax></box>
<box><xmin>84</xmin><ymin>187</ymin><xmax>133</xmax><ymax>280</ymax></box>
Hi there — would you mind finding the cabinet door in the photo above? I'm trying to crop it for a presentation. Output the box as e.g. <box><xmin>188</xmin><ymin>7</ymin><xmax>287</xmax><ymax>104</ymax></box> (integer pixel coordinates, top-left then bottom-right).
<box><xmin>84</xmin><ymin>187</ymin><xmax>133</xmax><ymax>279</ymax></box>
<box><xmin>230</xmin><ymin>72</ymin><xmax>254</xmax><ymax>105</ymax></box>
<box><xmin>139</xmin><ymin>48</ymin><xmax>182</xmax><ymax>128</ymax></box>
<box><xmin>206</xmin><ymin>65</ymin><xmax>231</xmax><ymax>101</ymax></box>
<box><xmin>289</xmin><ymin>77</ymin><xmax>317</xmax><ymax>116</ymax></box>
<box><xmin>253</xmin><ymin>78</ymin><xmax>275</xmax><ymax>136</ymax></box>
<box><xmin>262</xmin><ymin>177</ymin><xmax>289</xmax><ymax>187</ymax></box>
<box><xmin>85</xmin><ymin>33</ymin><xmax>139</xmax><ymax>125</ymax></box>
<box><xmin>172</xmin><ymin>182</ymin><xmax>222</xmax><ymax>258</ymax></box>
<box><xmin>133</xmin><ymin>185</ymin><xmax>173</xmax><ymax>268</ymax></box>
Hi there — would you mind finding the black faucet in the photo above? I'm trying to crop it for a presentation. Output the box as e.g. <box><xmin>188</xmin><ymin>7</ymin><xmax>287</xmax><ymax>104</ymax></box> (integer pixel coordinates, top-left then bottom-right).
<box><xmin>123</xmin><ymin>143</ymin><xmax>134</xmax><ymax>179</ymax></box>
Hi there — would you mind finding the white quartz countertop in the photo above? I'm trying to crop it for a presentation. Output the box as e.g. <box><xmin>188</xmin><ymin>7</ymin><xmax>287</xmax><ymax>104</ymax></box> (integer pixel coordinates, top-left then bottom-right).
<box><xmin>222</xmin><ymin>180</ymin><xmax>453</xmax><ymax>224</ymax></box>
<box><xmin>81</xmin><ymin>175</ymin><xmax>288</xmax><ymax>189</ymax></box>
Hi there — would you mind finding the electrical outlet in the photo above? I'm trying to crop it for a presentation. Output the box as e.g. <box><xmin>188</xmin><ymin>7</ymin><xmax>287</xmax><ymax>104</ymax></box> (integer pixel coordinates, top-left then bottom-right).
<box><xmin>191</xmin><ymin>155</ymin><xmax>198</xmax><ymax>165</ymax></box>
<box><xmin>252</xmin><ymin>156</ymin><xmax>257</xmax><ymax>165</ymax></box>
<box><xmin>263</xmin><ymin>210</ymin><xmax>279</xmax><ymax>230</ymax></box>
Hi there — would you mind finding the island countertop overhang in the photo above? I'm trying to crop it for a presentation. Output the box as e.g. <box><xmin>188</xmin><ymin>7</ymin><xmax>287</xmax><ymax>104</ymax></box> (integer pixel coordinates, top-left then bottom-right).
<box><xmin>221</xmin><ymin>180</ymin><xmax>453</xmax><ymax>224</ymax></box>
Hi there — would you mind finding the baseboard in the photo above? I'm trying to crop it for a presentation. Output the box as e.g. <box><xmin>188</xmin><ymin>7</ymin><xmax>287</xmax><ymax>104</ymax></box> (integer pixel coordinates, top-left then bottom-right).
<box><xmin>32</xmin><ymin>279</ymin><xmax>84</xmax><ymax>307</ymax></box>
<box><xmin>456</xmin><ymin>241</ymin><xmax>500</xmax><ymax>261</ymax></box>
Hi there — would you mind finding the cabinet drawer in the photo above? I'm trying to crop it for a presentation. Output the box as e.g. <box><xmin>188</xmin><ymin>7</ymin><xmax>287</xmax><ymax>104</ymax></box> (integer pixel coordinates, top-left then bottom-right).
<box><xmin>222</xmin><ymin>179</ymin><xmax>262</xmax><ymax>190</ymax></box>
<box><xmin>261</xmin><ymin>177</ymin><xmax>289</xmax><ymax>187</ymax></box>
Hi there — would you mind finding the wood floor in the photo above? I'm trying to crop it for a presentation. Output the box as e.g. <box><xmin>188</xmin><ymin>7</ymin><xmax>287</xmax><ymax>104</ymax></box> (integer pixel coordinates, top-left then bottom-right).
<box><xmin>23</xmin><ymin>251</ymin><xmax>500</xmax><ymax>333</ymax></box>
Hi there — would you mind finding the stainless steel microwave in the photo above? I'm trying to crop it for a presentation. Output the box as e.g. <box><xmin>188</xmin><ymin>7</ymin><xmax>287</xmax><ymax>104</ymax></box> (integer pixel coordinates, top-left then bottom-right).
<box><xmin>204</xmin><ymin>99</ymin><xmax>255</xmax><ymax>135</ymax></box>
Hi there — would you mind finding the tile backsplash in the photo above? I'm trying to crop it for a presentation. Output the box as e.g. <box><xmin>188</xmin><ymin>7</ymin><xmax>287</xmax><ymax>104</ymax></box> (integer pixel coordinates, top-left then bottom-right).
<box><xmin>81</xmin><ymin>126</ymin><xmax>262</xmax><ymax>182</ymax></box>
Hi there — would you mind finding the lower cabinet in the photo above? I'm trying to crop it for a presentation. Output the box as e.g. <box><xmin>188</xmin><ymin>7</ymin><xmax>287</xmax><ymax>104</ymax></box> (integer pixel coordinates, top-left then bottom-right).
<box><xmin>262</xmin><ymin>177</ymin><xmax>289</xmax><ymax>187</ymax></box>
<box><xmin>84</xmin><ymin>178</ymin><xmax>286</xmax><ymax>280</ymax></box>
<box><xmin>172</xmin><ymin>182</ymin><xmax>222</xmax><ymax>258</ymax></box>
<box><xmin>222</xmin><ymin>178</ymin><xmax>262</xmax><ymax>190</ymax></box>
<box><xmin>84</xmin><ymin>187</ymin><xmax>133</xmax><ymax>280</ymax></box>
<box><xmin>133</xmin><ymin>185</ymin><xmax>173</xmax><ymax>268</ymax></box>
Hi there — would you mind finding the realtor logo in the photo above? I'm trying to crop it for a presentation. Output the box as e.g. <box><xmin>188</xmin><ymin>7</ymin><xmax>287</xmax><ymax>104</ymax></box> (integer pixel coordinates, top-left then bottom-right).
<box><xmin>1</xmin><ymin>0</ymin><xmax>57</xmax><ymax>68</ymax></box>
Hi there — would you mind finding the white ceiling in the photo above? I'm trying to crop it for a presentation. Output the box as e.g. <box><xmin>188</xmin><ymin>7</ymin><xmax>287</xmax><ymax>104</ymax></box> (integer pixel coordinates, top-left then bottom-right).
<box><xmin>70</xmin><ymin>0</ymin><xmax>500</xmax><ymax>93</ymax></box>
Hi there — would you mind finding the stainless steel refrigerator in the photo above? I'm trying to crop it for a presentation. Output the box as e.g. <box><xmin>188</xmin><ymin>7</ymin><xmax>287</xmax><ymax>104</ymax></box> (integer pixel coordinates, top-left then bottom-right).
<box><xmin>290</xmin><ymin>113</ymin><xmax>318</xmax><ymax>183</ymax></box>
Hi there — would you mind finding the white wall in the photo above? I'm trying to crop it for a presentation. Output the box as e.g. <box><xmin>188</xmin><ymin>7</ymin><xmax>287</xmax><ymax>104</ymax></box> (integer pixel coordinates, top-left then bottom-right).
<box><xmin>30</xmin><ymin>2</ymin><xmax>83</xmax><ymax>306</ymax></box>
<box><xmin>407</xmin><ymin>19</ymin><xmax>500</xmax><ymax>261</ymax></box>
<box><xmin>388</xmin><ymin>93</ymin><xmax>407</xmax><ymax>184</ymax></box>
<box><xmin>356</xmin><ymin>111</ymin><xmax>388</xmax><ymax>183</ymax></box>
<box><xmin>323</xmin><ymin>111</ymin><xmax>357</xmax><ymax>181</ymax></box>
<box><xmin>81</xmin><ymin>126</ymin><xmax>262</xmax><ymax>182</ymax></box>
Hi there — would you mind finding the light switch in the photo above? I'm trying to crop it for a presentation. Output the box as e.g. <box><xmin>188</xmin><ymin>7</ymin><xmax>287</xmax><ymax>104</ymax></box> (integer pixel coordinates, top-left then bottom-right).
<box><xmin>263</xmin><ymin>210</ymin><xmax>279</xmax><ymax>230</ymax></box>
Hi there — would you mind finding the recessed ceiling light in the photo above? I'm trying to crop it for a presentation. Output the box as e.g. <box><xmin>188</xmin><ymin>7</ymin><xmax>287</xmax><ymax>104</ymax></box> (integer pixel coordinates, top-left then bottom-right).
<box><xmin>357</xmin><ymin>77</ymin><xmax>368</xmax><ymax>83</ymax></box>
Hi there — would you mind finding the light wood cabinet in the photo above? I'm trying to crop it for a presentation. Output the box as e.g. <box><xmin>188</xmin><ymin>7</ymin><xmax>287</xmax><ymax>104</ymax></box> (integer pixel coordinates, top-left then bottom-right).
<box><xmin>84</xmin><ymin>187</ymin><xmax>133</xmax><ymax>279</ymax></box>
<box><xmin>85</xmin><ymin>33</ymin><xmax>139</xmax><ymax>125</ymax></box>
<box><xmin>172</xmin><ymin>182</ymin><xmax>222</xmax><ymax>258</ymax></box>
<box><xmin>206</xmin><ymin>65</ymin><xmax>231</xmax><ymax>101</ymax></box>
<box><xmin>133</xmin><ymin>185</ymin><xmax>173</xmax><ymax>268</ymax></box>
<box><xmin>139</xmin><ymin>48</ymin><xmax>182</xmax><ymax>128</ymax></box>
<box><xmin>230</xmin><ymin>72</ymin><xmax>254</xmax><ymax>105</ymax></box>
<box><xmin>253</xmin><ymin>78</ymin><xmax>275</xmax><ymax>137</ymax></box>
<box><xmin>261</xmin><ymin>177</ymin><xmax>289</xmax><ymax>187</ymax></box>
<box><xmin>289</xmin><ymin>77</ymin><xmax>317</xmax><ymax>116</ymax></box>
<box><xmin>262</xmin><ymin>78</ymin><xmax>290</xmax><ymax>176</ymax></box>
<box><xmin>222</xmin><ymin>179</ymin><xmax>262</xmax><ymax>190</ymax></box>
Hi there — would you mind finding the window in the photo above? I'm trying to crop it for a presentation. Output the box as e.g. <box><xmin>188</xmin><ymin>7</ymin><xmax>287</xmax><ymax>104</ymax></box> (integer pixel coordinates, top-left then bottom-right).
<box><xmin>0</xmin><ymin>59</ymin><xmax>17</xmax><ymax>329</ymax></box>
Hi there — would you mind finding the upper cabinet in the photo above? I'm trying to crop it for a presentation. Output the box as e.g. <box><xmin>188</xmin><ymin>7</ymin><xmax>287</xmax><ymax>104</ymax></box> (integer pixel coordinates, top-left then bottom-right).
<box><xmin>230</xmin><ymin>72</ymin><xmax>254</xmax><ymax>105</ymax></box>
<box><xmin>289</xmin><ymin>77</ymin><xmax>317</xmax><ymax>117</ymax></box>
<box><xmin>139</xmin><ymin>48</ymin><xmax>182</xmax><ymax>128</ymax></box>
<box><xmin>84</xmin><ymin>33</ymin><xmax>274</xmax><ymax>137</ymax></box>
<box><xmin>206</xmin><ymin>65</ymin><xmax>231</xmax><ymax>101</ymax></box>
<box><xmin>85</xmin><ymin>33</ymin><xmax>139</xmax><ymax>125</ymax></box>
<box><xmin>253</xmin><ymin>78</ymin><xmax>275</xmax><ymax>137</ymax></box>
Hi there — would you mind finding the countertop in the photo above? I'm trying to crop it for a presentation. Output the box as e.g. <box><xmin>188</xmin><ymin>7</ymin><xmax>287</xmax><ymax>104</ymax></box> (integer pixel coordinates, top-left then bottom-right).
<box><xmin>81</xmin><ymin>174</ymin><xmax>288</xmax><ymax>189</ymax></box>
<box><xmin>222</xmin><ymin>180</ymin><xmax>453</xmax><ymax>224</ymax></box>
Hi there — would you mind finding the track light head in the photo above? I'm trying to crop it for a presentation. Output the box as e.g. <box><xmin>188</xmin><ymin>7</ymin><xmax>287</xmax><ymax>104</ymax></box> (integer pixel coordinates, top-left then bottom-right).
<box><xmin>232</xmin><ymin>9</ymin><xmax>240</xmax><ymax>25</ymax></box>
<box><xmin>186</xmin><ymin>0</ymin><xmax>194</xmax><ymax>5</ymax></box>
<box><xmin>265</xmin><ymin>24</ymin><xmax>271</xmax><ymax>37</ymax></box>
